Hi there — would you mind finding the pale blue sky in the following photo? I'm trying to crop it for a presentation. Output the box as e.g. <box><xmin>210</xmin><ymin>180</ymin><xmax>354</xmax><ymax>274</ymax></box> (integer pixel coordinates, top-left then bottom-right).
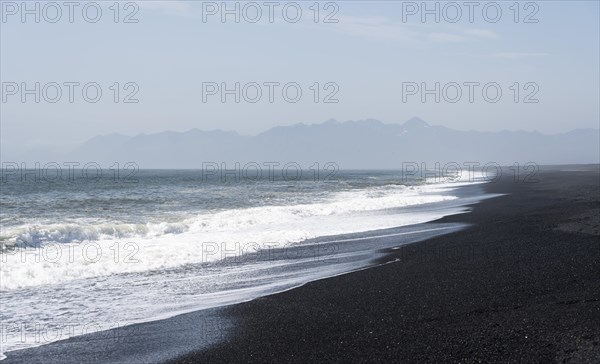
<box><xmin>1</xmin><ymin>1</ymin><xmax>599</xmax><ymax>155</ymax></box>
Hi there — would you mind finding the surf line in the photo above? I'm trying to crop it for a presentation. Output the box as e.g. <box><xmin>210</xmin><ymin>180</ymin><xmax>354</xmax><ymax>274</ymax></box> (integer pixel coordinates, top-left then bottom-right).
<box><xmin>321</xmin><ymin>225</ymin><xmax>462</xmax><ymax>244</ymax></box>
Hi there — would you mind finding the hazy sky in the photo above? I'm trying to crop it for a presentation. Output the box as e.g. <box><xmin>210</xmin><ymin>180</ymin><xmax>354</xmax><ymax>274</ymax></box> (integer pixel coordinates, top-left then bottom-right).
<box><xmin>1</xmin><ymin>1</ymin><xmax>599</xmax><ymax>155</ymax></box>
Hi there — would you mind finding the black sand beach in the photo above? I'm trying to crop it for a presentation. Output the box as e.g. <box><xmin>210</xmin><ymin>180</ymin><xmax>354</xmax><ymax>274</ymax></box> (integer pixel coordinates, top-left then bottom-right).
<box><xmin>172</xmin><ymin>167</ymin><xmax>599</xmax><ymax>363</ymax></box>
<box><xmin>4</xmin><ymin>166</ymin><xmax>599</xmax><ymax>363</ymax></box>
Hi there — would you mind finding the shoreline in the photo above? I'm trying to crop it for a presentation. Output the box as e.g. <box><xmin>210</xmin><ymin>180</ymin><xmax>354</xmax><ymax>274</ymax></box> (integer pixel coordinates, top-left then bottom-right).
<box><xmin>170</xmin><ymin>166</ymin><xmax>599</xmax><ymax>363</ymax></box>
<box><xmin>2</xmin><ymin>182</ymin><xmax>489</xmax><ymax>363</ymax></box>
<box><xmin>4</xmin><ymin>166</ymin><xmax>599</xmax><ymax>362</ymax></box>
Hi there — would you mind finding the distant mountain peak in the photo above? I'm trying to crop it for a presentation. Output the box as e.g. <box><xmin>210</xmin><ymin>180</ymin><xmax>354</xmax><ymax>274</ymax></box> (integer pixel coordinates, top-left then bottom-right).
<box><xmin>322</xmin><ymin>118</ymin><xmax>339</xmax><ymax>125</ymax></box>
<box><xmin>403</xmin><ymin>117</ymin><xmax>429</xmax><ymax>128</ymax></box>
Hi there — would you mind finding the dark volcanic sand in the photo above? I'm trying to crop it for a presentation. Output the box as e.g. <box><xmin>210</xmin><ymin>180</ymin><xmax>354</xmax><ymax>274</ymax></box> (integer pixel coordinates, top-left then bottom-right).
<box><xmin>172</xmin><ymin>167</ymin><xmax>600</xmax><ymax>363</ymax></box>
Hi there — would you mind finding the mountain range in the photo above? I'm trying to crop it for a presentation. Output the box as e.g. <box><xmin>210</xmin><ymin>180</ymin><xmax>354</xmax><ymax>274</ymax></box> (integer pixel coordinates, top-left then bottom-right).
<box><xmin>5</xmin><ymin>118</ymin><xmax>599</xmax><ymax>169</ymax></box>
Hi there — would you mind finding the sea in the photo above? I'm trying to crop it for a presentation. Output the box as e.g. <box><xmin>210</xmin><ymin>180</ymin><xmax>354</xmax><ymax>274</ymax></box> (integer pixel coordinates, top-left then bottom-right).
<box><xmin>0</xmin><ymin>168</ymin><xmax>494</xmax><ymax>358</ymax></box>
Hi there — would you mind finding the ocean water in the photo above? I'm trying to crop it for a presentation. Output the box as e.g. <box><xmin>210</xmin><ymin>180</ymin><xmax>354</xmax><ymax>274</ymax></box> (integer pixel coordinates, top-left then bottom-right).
<box><xmin>0</xmin><ymin>169</ymin><xmax>491</xmax><ymax>357</ymax></box>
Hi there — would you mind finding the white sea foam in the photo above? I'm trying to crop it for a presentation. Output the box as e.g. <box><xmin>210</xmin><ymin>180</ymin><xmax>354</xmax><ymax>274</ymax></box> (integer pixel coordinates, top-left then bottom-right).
<box><xmin>1</xmin><ymin>183</ymin><xmax>460</xmax><ymax>290</ymax></box>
